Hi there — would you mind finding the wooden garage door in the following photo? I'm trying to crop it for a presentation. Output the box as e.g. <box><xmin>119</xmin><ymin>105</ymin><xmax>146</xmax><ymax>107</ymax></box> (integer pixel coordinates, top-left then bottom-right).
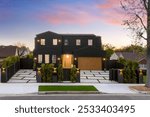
<box><xmin>78</xmin><ymin>57</ymin><xmax>102</xmax><ymax>70</ymax></box>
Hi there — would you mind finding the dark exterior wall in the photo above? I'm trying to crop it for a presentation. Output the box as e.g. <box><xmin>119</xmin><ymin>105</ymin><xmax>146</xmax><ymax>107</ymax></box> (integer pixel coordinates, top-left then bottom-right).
<box><xmin>34</xmin><ymin>31</ymin><xmax>106</xmax><ymax>67</ymax></box>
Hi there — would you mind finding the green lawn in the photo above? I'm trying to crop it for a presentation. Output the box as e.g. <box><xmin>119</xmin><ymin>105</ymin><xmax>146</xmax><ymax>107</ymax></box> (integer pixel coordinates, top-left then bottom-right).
<box><xmin>38</xmin><ymin>85</ymin><xmax>98</xmax><ymax>91</ymax></box>
<box><xmin>143</xmin><ymin>76</ymin><xmax>147</xmax><ymax>83</ymax></box>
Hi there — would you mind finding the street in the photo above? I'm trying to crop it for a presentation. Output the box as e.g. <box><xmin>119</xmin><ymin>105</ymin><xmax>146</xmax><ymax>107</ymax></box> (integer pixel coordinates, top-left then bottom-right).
<box><xmin>0</xmin><ymin>94</ymin><xmax>150</xmax><ymax>100</ymax></box>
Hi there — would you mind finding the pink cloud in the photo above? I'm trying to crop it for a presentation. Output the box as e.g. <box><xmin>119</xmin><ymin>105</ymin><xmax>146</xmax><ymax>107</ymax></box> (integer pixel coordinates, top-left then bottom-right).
<box><xmin>96</xmin><ymin>0</ymin><xmax>124</xmax><ymax>26</ymax></box>
<box><xmin>38</xmin><ymin>6</ymin><xmax>98</xmax><ymax>25</ymax></box>
<box><xmin>36</xmin><ymin>1</ymin><xmax>124</xmax><ymax>26</ymax></box>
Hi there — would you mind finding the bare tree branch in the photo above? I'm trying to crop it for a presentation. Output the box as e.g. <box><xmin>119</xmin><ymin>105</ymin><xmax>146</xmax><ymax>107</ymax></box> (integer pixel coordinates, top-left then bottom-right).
<box><xmin>135</xmin><ymin>14</ymin><xmax>147</xmax><ymax>30</ymax></box>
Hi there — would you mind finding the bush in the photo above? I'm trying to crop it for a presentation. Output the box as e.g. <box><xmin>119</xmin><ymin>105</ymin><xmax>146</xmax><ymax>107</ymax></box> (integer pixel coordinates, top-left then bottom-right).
<box><xmin>41</xmin><ymin>64</ymin><xmax>54</xmax><ymax>82</ymax></box>
<box><xmin>57</xmin><ymin>64</ymin><xmax>64</xmax><ymax>82</ymax></box>
<box><xmin>2</xmin><ymin>56</ymin><xmax>20</xmax><ymax>68</ymax></box>
<box><xmin>70</xmin><ymin>65</ymin><xmax>77</xmax><ymax>82</ymax></box>
<box><xmin>119</xmin><ymin>58</ymin><xmax>139</xmax><ymax>83</ymax></box>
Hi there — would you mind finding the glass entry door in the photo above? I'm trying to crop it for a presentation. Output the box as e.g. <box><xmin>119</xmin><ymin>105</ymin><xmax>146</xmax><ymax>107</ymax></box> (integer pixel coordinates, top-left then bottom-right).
<box><xmin>62</xmin><ymin>54</ymin><xmax>73</xmax><ymax>69</ymax></box>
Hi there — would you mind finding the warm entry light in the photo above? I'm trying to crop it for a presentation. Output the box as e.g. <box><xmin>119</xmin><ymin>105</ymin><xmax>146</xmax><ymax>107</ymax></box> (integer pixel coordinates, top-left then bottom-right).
<box><xmin>66</xmin><ymin>55</ymin><xmax>69</xmax><ymax>58</ymax></box>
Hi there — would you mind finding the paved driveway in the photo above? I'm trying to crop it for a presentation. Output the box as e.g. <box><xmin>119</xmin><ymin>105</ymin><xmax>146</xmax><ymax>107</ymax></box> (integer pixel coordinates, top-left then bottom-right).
<box><xmin>8</xmin><ymin>70</ymin><xmax>36</xmax><ymax>83</ymax></box>
<box><xmin>80</xmin><ymin>70</ymin><xmax>117</xmax><ymax>84</ymax></box>
<box><xmin>7</xmin><ymin>70</ymin><xmax>116</xmax><ymax>84</ymax></box>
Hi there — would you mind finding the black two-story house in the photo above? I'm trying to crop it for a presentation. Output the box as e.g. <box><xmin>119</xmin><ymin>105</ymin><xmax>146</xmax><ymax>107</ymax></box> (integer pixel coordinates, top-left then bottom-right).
<box><xmin>34</xmin><ymin>31</ymin><xmax>105</xmax><ymax>70</ymax></box>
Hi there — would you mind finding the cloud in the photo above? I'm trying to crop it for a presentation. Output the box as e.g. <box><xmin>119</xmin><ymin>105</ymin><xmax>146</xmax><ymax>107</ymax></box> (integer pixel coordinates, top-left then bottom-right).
<box><xmin>96</xmin><ymin>0</ymin><xmax>124</xmax><ymax>26</ymax></box>
<box><xmin>37</xmin><ymin>5</ymin><xmax>99</xmax><ymax>25</ymax></box>
<box><xmin>36</xmin><ymin>0</ymin><xmax>124</xmax><ymax>26</ymax></box>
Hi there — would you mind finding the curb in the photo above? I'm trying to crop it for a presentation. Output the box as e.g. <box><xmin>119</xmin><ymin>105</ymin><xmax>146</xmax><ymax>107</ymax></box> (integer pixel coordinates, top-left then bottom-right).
<box><xmin>38</xmin><ymin>91</ymin><xmax>100</xmax><ymax>94</ymax></box>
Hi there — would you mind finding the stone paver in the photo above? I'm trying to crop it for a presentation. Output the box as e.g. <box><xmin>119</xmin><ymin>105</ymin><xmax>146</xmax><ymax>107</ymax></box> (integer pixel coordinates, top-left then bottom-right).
<box><xmin>8</xmin><ymin>70</ymin><xmax>115</xmax><ymax>84</ymax></box>
<box><xmin>8</xmin><ymin>70</ymin><xmax>36</xmax><ymax>83</ymax></box>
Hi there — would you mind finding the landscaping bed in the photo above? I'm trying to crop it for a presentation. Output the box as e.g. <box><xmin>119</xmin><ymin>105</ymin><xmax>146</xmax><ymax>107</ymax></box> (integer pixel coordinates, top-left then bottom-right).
<box><xmin>130</xmin><ymin>86</ymin><xmax>150</xmax><ymax>94</ymax></box>
<box><xmin>38</xmin><ymin>85</ymin><xmax>99</xmax><ymax>94</ymax></box>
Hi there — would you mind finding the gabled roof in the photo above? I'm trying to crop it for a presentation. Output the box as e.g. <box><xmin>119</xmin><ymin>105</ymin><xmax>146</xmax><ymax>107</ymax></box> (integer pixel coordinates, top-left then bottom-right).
<box><xmin>0</xmin><ymin>46</ymin><xmax>17</xmax><ymax>58</ymax></box>
<box><xmin>115</xmin><ymin>51</ymin><xmax>144</xmax><ymax>61</ymax></box>
<box><xmin>36</xmin><ymin>31</ymin><xmax>97</xmax><ymax>37</ymax></box>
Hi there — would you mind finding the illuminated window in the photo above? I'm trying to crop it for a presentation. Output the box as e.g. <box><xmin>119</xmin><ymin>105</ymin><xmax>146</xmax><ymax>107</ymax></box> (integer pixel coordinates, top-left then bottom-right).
<box><xmin>53</xmin><ymin>39</ymin><xmax>57</xmax><ymax>45</ymax></box>
<box><xmin>88</xmin><ymin>39</ymin><xmax>93</xmax><ymax>46</ymax></box>
<box><xmin>52</xmin><ymin>55</ymin><xmax>57</xmax><ymax>63</ymax></box>
<box><xmin>64</xmin><ymin>39</ymin><xmax>68</xmax><ymax>46</ymax></box>
<box><xmin>62</xmin><ymin>54</ymin><xmax>73</xmax><ymax>68</ymax></box>
<box><xmin>41</xmin><ymin>39</ymin><xmax>45</xmax><ymax>45</ymax></box>
<box><xmin>38</xmin><ymin>54</ymin><xmax>42</xmax><ymax>63</ymax></box>
<box><xmin>76</xmin><ymin>39</ymin><xmax>81</xmax><ymax>46</ymax></box>
<box><xmin>45</xmin><ymin>54</ymin><xmax>49</xmax><ymax>63</ymax></box>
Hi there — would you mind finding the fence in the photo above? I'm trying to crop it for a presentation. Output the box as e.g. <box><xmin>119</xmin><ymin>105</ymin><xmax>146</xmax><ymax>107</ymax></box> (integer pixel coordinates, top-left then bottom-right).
<box><xmin>103</xmin><ymin>60</ymin><xmax>124</xmax><ymax>70</ymax></box>
<box><xmin>109</xmin><ymin>69</ymin><xmax>144</xmax><ymax>84</ymax></box>
<box><xmin>20</xmin><ymin>58</ymin><xmax>33</xmax><ymax>69</ymax></box>
<box><xmin>0</xmin><ymin>62</ymin><xmax>20</xmax><ymax>83</ymax></box>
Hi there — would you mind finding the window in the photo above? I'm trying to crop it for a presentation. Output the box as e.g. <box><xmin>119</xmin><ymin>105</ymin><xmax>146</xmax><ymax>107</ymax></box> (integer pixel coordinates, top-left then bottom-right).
<box><xmin>88</xmin><ymin>39</ymin><xmax>93</xmax><ymax>46</ymax></box>
<box><xmin>38</xmin><ymin>54</ymin><xmax>42</xmax><ymax>63</ymax></box>
<box><xmin>52</xmin><ymin>55</ymin><xmax>57</xmax><ymax>63</ymax></box>
<box><xmin>41</xmin><ymin>39</ymin><xmax>45</xmax><ymax>45</ymax></box>
<box><xmin>64</xmin><ymin>39</ymin><xmax>68</xmax><ymax>46</ymax></box>
<box><xmin>45</xmin><ymin>54</ymin><xmax>49</xmax><ymax>63</ymax></box>
<box><xmin>76</xmin><ymin>39</ymin><xmax>81</xmax><ymax>46</ymax></box>
<box><xmin>53</xmin><ymin>39</ymin><xmax>57</xmax><ymax>45</ymax></box>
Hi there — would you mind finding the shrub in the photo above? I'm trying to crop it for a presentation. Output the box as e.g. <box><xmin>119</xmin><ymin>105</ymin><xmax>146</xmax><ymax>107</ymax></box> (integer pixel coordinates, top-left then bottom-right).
<box><xmin>70</xmin><ymin>65</ymin><xmax>77</xmax><ymax>82</ymax></box>
<box><xmin>2</xmin><ymin>56</ymin><xmax>20</xmax><ymax>68</ymax></box>
<box><xmin>57</xmin><ymin>64</ymin><xmax>64</xmax><ymax>82</ymax></box>
<box><xmin>119</xmin><ymin>58</ymin><xmax>139</xmax><ymax>83</ymax></box>
<box><xmin>41</xmin><ymin>64</ymin><xmax>54</xmax><ymax>82</ymax></box>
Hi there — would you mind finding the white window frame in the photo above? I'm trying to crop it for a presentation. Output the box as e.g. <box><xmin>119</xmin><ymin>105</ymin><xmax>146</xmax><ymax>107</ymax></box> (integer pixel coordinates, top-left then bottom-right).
<box><xmin>88</xmin><ymin>39</ymin><xmax>93</xmax><ymax>46</ymax></box>
<box><xmin>76</xmin><ymin>39</ymin><xmax>81</xmax><ymax>46</ymax></box>
<box><xmin>41</xmin><ymin>39</ymin><xmax>45</xmax><ymax>45</ymax></box>
<box><xmin>38</xmin><ymin>54</ymin><xmax>42</xmax><ymax>63</ymax></box>
<box><xmin>45</xmin><ymin>54</ymin><xmax>49</xmax><ymax>64</ymax></box>
<box><xmin>52</xmin><ymin>55</ymin><xmax>57</xmax><ymax>63</ymax></box>
<box><xmin>53</xmin><ymin>39</ymin><xmax>58</xmax><ymax>45</ymax></box>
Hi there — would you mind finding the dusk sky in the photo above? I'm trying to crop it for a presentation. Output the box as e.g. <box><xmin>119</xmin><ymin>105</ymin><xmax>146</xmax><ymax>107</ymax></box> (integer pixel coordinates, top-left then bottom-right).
<box><xmin>0</xmin><ymin>0</ymin><xmax>145</xmax><ymax>50</ymax></box>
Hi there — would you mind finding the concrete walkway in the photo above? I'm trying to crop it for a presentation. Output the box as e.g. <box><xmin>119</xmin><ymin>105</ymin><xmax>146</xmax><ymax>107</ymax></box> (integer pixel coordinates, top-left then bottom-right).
<box><xmin>0</xmin><ymin>83</ymin><xmax>144</xmax><ymax>95</ymax></box>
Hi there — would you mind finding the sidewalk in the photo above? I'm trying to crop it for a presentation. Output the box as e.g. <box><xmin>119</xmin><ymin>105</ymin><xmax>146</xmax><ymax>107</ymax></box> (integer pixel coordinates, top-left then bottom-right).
<box><xmin>0</xmin><ymin>83</ymin><xmax>144</xmax><ymax>95</ymax></box>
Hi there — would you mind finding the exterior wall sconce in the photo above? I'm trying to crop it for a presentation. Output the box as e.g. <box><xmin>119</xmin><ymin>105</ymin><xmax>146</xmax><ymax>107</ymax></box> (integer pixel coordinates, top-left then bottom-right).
<box><xmin>37</xmin><ymin>40</ymin><xmax>40</xmax><ymax>43</ymax></box>
<box><xmin>74</xmin><ymin>58</ymin><xmax>77</xmax><ymax>61</ymax></box>
<box><xmin>58</xmin><ymin>39</ymin><xmax>61</xmax><ymax>42</ymax></box>
<box><xmin>57</xmin><ymin>58</ymin><xmax>60</xmax><ymax>61</ymax></box>
<box><xmin>37</xmin><ymin>67</ymin><xmax>41</xmax><ymax>72</ymax></box>
<box><xmin>139</xmin><ymin>69</ymin><xmax>143</xmax><ymax>75</ymax></box>
<box><xmin>34</xmin><ymin>57</ymin><xmax>37</xmax><ymax>61</ymax></box>
<box><xmin>77</xmin><ymin>68</ymin><xmax>80</xmax><ymax>73</ymax></box>
<box><xmin>2</xmin><ymin>68</ymin><xmax>5</xmax><ymax>73</ymax></box>
<box><xmin>53</xmin><ymin>68</ymin><xmax>57</xmax><ymax>73</ymax></box>
<box><xmin>119</xmin><ymin>69</ymin><xmax>123</xmax><ymax>75</ymax></box>
<box><xmin>103</xmin><ymin>58</ymin><xmax>106</xmax><ymax>61</ymax></box>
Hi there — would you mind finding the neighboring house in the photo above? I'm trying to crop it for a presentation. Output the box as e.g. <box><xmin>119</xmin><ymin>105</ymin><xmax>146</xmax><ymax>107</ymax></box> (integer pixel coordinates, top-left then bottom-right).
<box><xmin>34</xmin><ymin>31</ymin><xmax>106</xmax><ymax>70</ymax></box>
<box><xmin>0</xmin><ymin>46</ymin><xmax>18</xmax><ymax>63</ymax></box>
<box><xmin>110</xmin><ymin>52</ymin><xmax>146</xmax><ymax>69</ymax></box>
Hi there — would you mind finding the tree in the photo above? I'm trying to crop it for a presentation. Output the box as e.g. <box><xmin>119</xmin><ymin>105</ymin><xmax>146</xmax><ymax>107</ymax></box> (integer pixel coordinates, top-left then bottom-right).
<box><xmin>116</xmin><ymin>44</ymin><xmax>146</xmax><ymax>55</ymax></box>
<box><xmin>103</xmin><ymin>44</ymin><xmax>115</xmax><ymax>59</ymax></box>
<box><xmin>121</xmin><ymin>0</ymin><xmax>150</xmax><ymax>87</ymax></box>
<box><xmin>15</xmin><ymin>42</ymin><xmax>30</xmax><ymax>57</ymax></box>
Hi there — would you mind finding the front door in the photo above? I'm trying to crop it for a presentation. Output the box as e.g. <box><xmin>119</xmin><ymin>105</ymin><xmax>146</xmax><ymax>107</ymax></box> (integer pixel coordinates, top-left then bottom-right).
<box><xmin>62</xmin><ymin>54</ymin><xmax>73</xmax><ymax>69</ymax></box>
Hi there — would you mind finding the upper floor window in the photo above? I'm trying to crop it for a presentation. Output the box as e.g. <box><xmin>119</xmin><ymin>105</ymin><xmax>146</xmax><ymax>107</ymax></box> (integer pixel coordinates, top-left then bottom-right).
<box><xmin>41</xmin><ymin>39</ymin><xmax>45</xmax><ymax>45</ymax></box>
<box><xmin>76</xmin><ymin>39</ymin><xmax>81</xmax><ymax>46</ymax></box>
<box><xmin>88</xmin><ymin>39</ymin><xmax>93</xmax><ymax>46</ymax></box>
<box><xmin>53</xmin><ymin>39</ymin><xmax>58</xmax><ymax>45</ymax></box>
<box><xmin>64</xmin><ymin>39</ymin><xmax>69</xmax><ymax>46</ymax></box>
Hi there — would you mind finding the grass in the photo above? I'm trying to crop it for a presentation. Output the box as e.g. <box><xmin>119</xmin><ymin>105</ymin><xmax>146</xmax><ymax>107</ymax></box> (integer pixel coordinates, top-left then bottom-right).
<box><xmin>143</xmin><ymin>75</ymin><xmax>147</xmax><ymax>83</ymax></box>
<box><xmin>38</xmin><ymin>85</ymin><xmax>98</xmax><ymax>92</ymax></box>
